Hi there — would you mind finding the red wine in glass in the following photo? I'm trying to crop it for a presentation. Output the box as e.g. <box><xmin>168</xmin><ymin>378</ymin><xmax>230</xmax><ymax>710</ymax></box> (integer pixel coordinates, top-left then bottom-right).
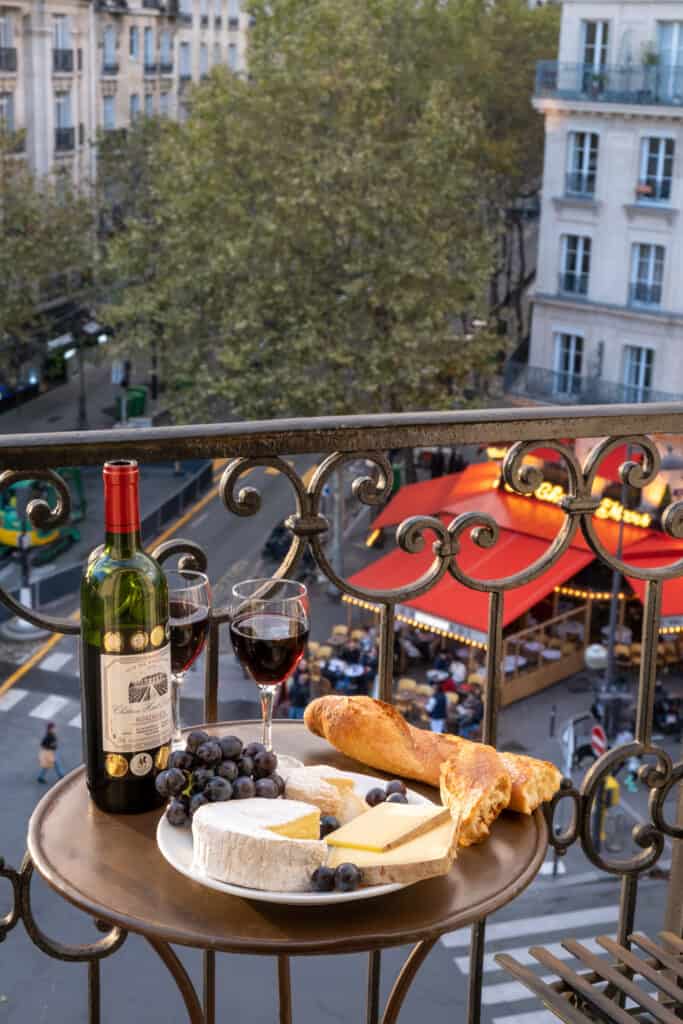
<box><xmin>230</xmin><ymin>612</ymin><xmax>309</xmax><ymax>685</ymax></box>
<box><xmin>169</xmin><ymin>599</ymin><xmax>209</xmax><ymax>674</ymax></box>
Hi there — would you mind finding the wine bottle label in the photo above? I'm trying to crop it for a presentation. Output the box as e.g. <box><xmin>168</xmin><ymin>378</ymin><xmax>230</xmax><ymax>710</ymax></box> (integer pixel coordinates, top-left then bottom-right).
<box><xmin>100</xmin><ymin>643</ymin><xmax>173</xmax><ymax>754</ymax></box>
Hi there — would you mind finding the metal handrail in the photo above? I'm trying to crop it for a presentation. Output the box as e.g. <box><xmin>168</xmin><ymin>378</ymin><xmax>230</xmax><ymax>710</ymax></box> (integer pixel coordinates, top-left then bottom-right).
<box><xmin>536</xmin><ymin>60</ymin><xmax>683</xmax><ymax>107</ymax></box>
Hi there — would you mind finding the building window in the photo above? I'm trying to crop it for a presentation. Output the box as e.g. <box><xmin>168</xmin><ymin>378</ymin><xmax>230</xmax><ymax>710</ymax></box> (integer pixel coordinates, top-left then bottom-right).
<box><xmin>103</xmin><ymin>94</ymin><xmax>115</xmax><ymax>131</ymax></box>
<box><xmin>553</xmin><ymin>334</ymin><xmax>583</xmax><ymax>397</ymax></box>
<box><xmin>657</xmin><ymin>23</ymin><xmax>683</xmax><ymax>101</ymax></box>
<box><xmin>213</xmin><ymin>42</ymin><xmax>220</xmax><ymax>65</ymax></box>
<box><xmin>228</xmin><ymin>42</ymin><xmax>237</xmax><ymax>69</ymax></box>
<box><xmin>0</xmin><ymin>92</ymin><xmax>14</xmax><ymax>133</ymax></box>
<box><xmin>228</xmin><ymin>0</ymin><xmax>240</xmax><ymax>26</ymax></box>
<box><xmin>214</xmin><ymin>0</ymin><xmax>221</xmax><ymax>14</ymax></box>
<box><xmin>0</xmin><ymin>13</ymin><xmax>14</xmax><ymax>48</ymax></box>
<box><xmin>559</xmin><ymin>235</ymin><xmax>591</xmax><ymax>295</ymax></box>
<box><xmin>200</xmin><ymin>42</ymin><xmax>208</xmax><ymax>77</ymax></box>
<box><xmin>179</xmin><ymin>41</ymin><xmax>191</xmax><ymax>77</ymax></box>
<box><xmin>566</xmin><ymin>132</ymin><xmax>598</xmax><ymax>196</ymax></box>
<box><xmin>145</xmin><ymin>93</ymin><xmax>154</xmax><ymax>117</ymax></box>
<box><xmin>144</xmin><ymin>27</ymin><xmax>154</xmax><ymax>69</ymax></box>
<box><xmin>630</xmin><ymin>243</ymin><xmax>664</xmax><ymax>307</ymax></box>
<box><xmin>200</xmin><ymin>0</ymin><xmax>208</xmax><ymax>22</ymax></box>
<box><xmin>55</xmin><ymin>91</ymin><xmax>72</xmax><ymax>128</ymax></box>
<box><xmin>160</xmin><ymin>30</ymin><xmax>172</xmax><ymax>68</ymax></box>
<box><xmin>103</xmin><ymin>25</ymin><xmax>117</xmax><ymax>70</ymax></box>
<box><xmin>581</xmin><ymin>20</ymin><xmax>609</xmax><ymax>69</ymax></box>
<box><xmin>130</xmin><ymin>26</ymin><xmax>139</xmax><ymax>59</ymax></box>
<box><xmin>160</xmin><ymin>91</ymin><xmax>170</xmax><ymax>116</ymax></box>
<box><xmin>623</xmin><ymin>346</ymin><xmax>654</xmax><ymax>403</ymax></box>
<box><xmin>53</xmin><ymin>15</ymin><xmax>71</xmax><ymax>50</ymax></box>
<box><xmin>179</xmin><ymin>0</ymin><xmax>192</xmax><ymax>21</ymax></box>
<box><xmin>637</xmin><ymin>137</ymin><xmax>674</xmax><ymax>202</ymax></box>
<box><xmin>130</xmin><ymin>92</ymin><xmax>140</xmax><ymax>121</ymax></box>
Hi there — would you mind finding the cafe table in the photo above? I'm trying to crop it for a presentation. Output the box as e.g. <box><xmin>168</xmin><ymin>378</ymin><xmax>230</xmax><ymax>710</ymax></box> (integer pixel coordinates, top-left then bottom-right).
<box><xmin>28</xmin><ymin>721</ymin><xmax>548</xmax><ymax>1024</ymax></box>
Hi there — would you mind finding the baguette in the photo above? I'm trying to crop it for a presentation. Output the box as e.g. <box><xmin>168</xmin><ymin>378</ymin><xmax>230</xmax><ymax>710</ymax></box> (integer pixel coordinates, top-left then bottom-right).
<box><xmin>304</xmin><ymin>696</ymin><xmax>560</xmax><ymax>841</ymax></box>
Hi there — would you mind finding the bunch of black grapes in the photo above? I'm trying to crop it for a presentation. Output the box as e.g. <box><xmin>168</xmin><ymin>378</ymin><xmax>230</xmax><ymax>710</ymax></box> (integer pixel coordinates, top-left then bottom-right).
<box><xmin>156</xmin><ymin>731</ymin><xmax>283</xmax><ymax>827</ymax></box>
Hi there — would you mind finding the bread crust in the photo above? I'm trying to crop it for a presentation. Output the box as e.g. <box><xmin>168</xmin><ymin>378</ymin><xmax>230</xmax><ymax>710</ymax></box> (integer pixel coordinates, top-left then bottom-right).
<box><xmin>304</xmin><ymin>696</ymin><xmax>560</xmax><ymax>840</ymax></box>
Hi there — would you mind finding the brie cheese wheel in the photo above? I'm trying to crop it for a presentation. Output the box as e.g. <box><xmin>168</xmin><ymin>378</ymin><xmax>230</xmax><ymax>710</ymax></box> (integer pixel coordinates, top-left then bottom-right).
<box><xmin>285</xmin><ymin>765</ymin><xmax>366</xmax><ymax>823</ymax></box>
<box><xmin>192</xmin><ymin>798</ymin><xmax>326</xmax><ymax>892</ymax></box>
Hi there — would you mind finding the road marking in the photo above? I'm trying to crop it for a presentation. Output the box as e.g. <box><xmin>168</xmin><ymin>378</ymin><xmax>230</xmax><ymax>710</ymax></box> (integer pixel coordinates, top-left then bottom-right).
<box><xmin>0</xmin><ymin>632</ymin><xmax>63</xmax><ymax>699</ymax></box>
<box><xmin>190</xmin><ymin>511</ymin><xmax>209</xmax><ymax>528</ymax></box>
<box><xmin>440</xmin><ymin>905</ymin><xmax>619</xmax><ymax>949</ymax></box>
<box><xmin>150</xmin><ymin>484</ymin><xmax>219</xmax><ymax>549</ymax></box>
<box><xmin>493</xmin><ymin>1011</ymin><xmax>558</xmax><ymax>1024</ymax></box>
<box><xmin>481</xmin><ymin>975</ymin><xmax>557</xmax><ymax>1006</ymax></box>
<box><xmin>68</xmin><ymin>712</ymin><xmax>81</xmax><ymax>729</ymax></box>
<box><xmin>454</xmin><ymin>937</ymin><xmax>603</xmax><ymax>975</ymax></box>
<box><xmin>539</xmin><ymin>859</ymin><xmax>566</xmax><ymax>876</ymax></box>
<box><xmin>0</xmin><ymin>687</ymin><xmax>28</xmax><ymax>711</ymax></box>
<box><xmin>41</xmin><ymin>652</ymin><xmax>73</xmax><ymax>672</ymax></box>
<box><xmin>29</xmin><ymin>695</ymin><xmax>70</xmax><ymax>720</ymax></box>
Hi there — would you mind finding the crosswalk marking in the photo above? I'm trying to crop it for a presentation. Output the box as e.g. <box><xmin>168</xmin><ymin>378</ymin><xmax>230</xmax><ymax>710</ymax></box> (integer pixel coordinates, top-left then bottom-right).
<box><xmin>481</xmin><ymin>975</ymin><xmax>557</xmax><ymax>1006</ymax></box>
<box><xmin>454</xmin><ymin>937</ymin><xmax>603</xmax><ymax>975</ymax></box>
<box><xmin>68</xmin><ymin>712</ymin><xmax>82</xmax><ymax>729</ymax></box>
<box><xmin>493</xmin><ymin>1011</ymin><xmax>558</xmax><ymax>1024</ymax></box>
<box><xmin>0</xmin><ymin>687</ymin><xmax>28</xmax><ymax>711</ymax></box>
<box><xmin>41</xmin><ymin>652</ymin><xmax>73</xmax><ymax>673</ymax></box>
<box><xmin>441</xmin><ymin>905</ymin><xmax>620</xmax><ymax>949</ymax></box>
<box><xmin>539</xmin><ymin>859</ymin><xmax>566</xmax><ymax>876</ymax></box>
<box><xmin>29</xmin><ymin>695</ymin><xmax>70</xmax><ymax>720</ymax></box>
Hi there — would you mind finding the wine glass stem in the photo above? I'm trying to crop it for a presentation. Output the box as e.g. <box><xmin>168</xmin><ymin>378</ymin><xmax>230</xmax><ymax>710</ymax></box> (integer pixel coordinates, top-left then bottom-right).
<box><xmin>258</xmin><ymin>684</ymin><xmax>278</xmax><ymax>751</ymax></box>
<box><xmin>172</xmin><ymin>672</ymin><xmax>184</xmax><ymax>749</ymax></box>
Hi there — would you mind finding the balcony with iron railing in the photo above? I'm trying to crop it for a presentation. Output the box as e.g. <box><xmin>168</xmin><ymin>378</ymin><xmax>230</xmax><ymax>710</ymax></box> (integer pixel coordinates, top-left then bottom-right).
<box><xmin>0</xmin><ymin>46</ymin><xmax>17</xmax><ymax>72</ymax></box>
<box><xmin>0</xmin><ymin>405</ymin><xmax>682</xmax><ymax>1024</ymax></box>
<box><xmin>102</xmin><ymin>61</ymin><xmax>119</xmax><ymax>76</ymax></box>
<box><xmin>536</xmin><ymin>60</ymin><xmax>683</xmax><ymax>107</ymax></box>
<box><xmin>565</xmin><ymin>171</ymin><xmax>595</xmax><ymax>198</ymax></box>
<box><xmin>201</xmin><ymin>13</ymin><xmax>209</xmax><ymax>26</ymax></box>
<box><xmin>558</xmin><ymin>270</ymin><xmax>589</xmax><ymax>296</ymax></box>
<box><xmin>214</xmin><ymin>15</ymin><xmax>221</xmax><ymax>27</ymax></box>
<box><xmin>54</xmin><ymin>125</ymin><xmax>75</xmax><ymax>152</ymax></box>
<box><xmin>179</xmin><ymin>10</ymin><xmax>193</xmax><ymax>23</ymax></box>
<box><xmin>53</xmin><ymin>48</ymin><xmax>74</xmax><ymax>73</ymax></box>
<box><xmin>144</xmin><ymin>61</ymin><xmax>158</xmax><ymax>75</ymax></box>
<box><xmin>159</xmin><ymin>60</ymin><xmax>173</xmax><ymax>73</ymax></box>
<box><xmin>629</xmin><ymin>281</ymin><xmax>662</xmax><ymax>308</ymax></box>
<box><xmin>503</xmin><ymin>360</ymin><xmax>682</xmax><ymax>405</ymax></box>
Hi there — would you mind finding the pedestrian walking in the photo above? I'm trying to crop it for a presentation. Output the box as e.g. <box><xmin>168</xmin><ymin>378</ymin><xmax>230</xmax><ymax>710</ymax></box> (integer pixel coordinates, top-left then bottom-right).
<box><xmin>37</xmin><ymin>722</ymin><xmax>64</xmax><ymax>784</ymax></box>
<box><xmin>426</xmin><ymin>682</ymin><xmax>447</xmax><ymax>734</ymax></box>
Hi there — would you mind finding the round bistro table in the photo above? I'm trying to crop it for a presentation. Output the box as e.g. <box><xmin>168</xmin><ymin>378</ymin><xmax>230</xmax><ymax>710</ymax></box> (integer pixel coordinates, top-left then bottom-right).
<box><xmin>28</xmin><ymin>721</ymin><xmax>548</xmax><ymax>1024</ymax></box>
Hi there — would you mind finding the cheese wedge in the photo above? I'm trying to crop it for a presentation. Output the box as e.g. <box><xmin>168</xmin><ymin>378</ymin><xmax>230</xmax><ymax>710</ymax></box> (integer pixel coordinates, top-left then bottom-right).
<box><xmin>192</xmin><ymin>798</ymin><xmax>326</xmax><ymax>892</ymax></box>
<box><xmin>325</xmin><ymin>802</ymin><xmax>451</xmax><ymax>852</ymax></box>
<box><xmin>285</xmin><ymin>765</ymin><xmax>366</xmax><ymax>824</ymax></box>
<box><xmin>326</xmin><ymin>816</ymin><xmax>460</xmax><ymax>886</ymax></box>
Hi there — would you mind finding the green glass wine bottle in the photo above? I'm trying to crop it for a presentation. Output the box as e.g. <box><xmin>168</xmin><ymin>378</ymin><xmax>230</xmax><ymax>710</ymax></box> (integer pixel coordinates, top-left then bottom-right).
<box><xmin>80</xmin><ymin>460</ymin><xmax>172</xmax><ymax>813</ymax></box>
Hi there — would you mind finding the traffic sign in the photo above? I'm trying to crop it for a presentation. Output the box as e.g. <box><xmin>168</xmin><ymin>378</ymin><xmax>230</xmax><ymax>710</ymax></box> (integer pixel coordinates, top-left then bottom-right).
<box><xmin>591</xmin><ymin>724</ymin><xmax>607</xmax><ymax>758</ymax></box>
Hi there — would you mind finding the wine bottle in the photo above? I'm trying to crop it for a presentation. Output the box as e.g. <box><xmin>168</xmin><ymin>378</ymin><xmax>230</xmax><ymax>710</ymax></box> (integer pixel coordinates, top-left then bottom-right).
<box><xmin>80</xmin><ymin>460</ymin><xmax>172</xmax><ymax>813</ymax></box>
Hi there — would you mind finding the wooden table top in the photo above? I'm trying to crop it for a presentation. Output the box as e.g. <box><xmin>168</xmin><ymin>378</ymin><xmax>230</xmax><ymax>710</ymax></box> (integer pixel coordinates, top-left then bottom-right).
<box><xmin>28</xmin><ymin>721</ymin><xmax>547</xmax><ymax>956</ymax></box>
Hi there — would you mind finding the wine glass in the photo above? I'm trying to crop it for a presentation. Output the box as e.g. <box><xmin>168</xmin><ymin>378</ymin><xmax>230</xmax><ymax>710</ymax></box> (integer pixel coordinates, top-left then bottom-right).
<box><xmin>229</xmin><ymin>578</ymin><xmax>309</xmax><ymax>751</ymax></box>
<box><xmin>166</xmin><ymin>569</ymin><xmax>211</xmax><ymax>748</ymax></box>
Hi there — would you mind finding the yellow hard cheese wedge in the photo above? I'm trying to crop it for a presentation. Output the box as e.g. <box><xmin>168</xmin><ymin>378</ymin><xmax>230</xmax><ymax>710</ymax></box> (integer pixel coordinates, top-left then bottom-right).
<box><xmin>267</xmin><ymin>810</ymin><xmax>320</xmax><ymax>840</ymax></box>
<box><xmin>325</xmin><ymin>802</ymin><xmax>451</xmax><ymax>852</ymax></box>
<box><xmin>326</xmin><ymin>817</ymin><xmax>459</xmax><ymax>886</ymax></box>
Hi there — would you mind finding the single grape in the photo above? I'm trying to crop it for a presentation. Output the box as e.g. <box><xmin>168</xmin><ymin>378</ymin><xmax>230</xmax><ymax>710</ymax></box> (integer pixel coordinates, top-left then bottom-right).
<box><xmin>186</xmin><ymin>729</ymin><xmax>210</xmax><ymax>754</ymax></box>
<box><xmin>168</xmin><ymin>750</ymin><xmax>195</xmax><ymax>772</ymax></box>
<box><xmin>334</xmin><ymin>863</ymin><xmax>362</xmax><ymax>892</ymax></box>
<box><xmin>270</xmin><ymin>772</ymin><xmax>285</xmax><ymax>796</ymax></box>
<box><xmin>311</xmin><ymin>866</ymin><xmax>335</xmax><ymax>892</ymax></box>
<box><xmin>253</xmin><ymin>750</ymin><xmax>278</xmax><ymax>779</ymax></box>
<box><xmin>196</xmin><ymin>740</ymin><xmax>223</xmax><ymax>766</ymax></box>
<box><xmin>189</xmin><ymin>792</ymin><xmax>209</xmax><ymax>817</ymax></box>
<box><xmin>243</xmin><ymin>741</ymin><xmax>267</xmax><ymax>760</ymax></box>
<box><xmin>237</xmin><ymin>755</ymin><xmax>255</xmax><ymax>777</ymax></box>
<box><xmin>205</xmin><ymin>777</ymin><xmax>233</xmax><ymax>802</ymax></box>
<box><xmin>192</xmin><ymin>767</ymin><xmax>215</xmax><ymax>792</ymax></box>
<box><xmin>219</xmin><ymin>735</ymin><xmax>243</xmax><ymax>760</ymax></box>
<box><xmin>254</xmin><ymin>777</ymin><xmax>279</xmax><ymax>799</ymax></box>
<box><xmin>232</xmin><ymin>776</ymin><xmax>256</xmax><ymax>799</ymax></box>
<box><xmin>156</xmin><ymin>767</ymin><xmax>186</xmax><ymax>799</ymax></box>
<box><xmin>365</xmin><ymin>787</ymin><xmax>386</xmax><ymax>807</ymax></box>
<box><xmin>319</xmin><ymin>815</ymin><xmax>340</xmax><ymax>839</ymax></box>
<box><xmin>386</xmin><ymin>792</ymin><xmax>408</xmax><ymax>804</ymax></box>
<box><xmin>216</xmin><ymin>760</ymin><xmax>239</xmax><ymax>782</ymax></box>
<box><xmin>166</xmin><ymin>798</ymin><xmax>189</xmax><ymax>827</ymax></box>
<box><xmin>385</xmin><ymin>779</ymin><xmax>407</xmax><ymax>797</ymax></box>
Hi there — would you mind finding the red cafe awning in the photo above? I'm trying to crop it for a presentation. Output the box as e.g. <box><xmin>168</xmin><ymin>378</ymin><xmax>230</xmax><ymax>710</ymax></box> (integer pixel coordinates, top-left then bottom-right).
<box><xmin>373</xmin><ymin>463</ymin><xmax>500</xmax><ymax>530</ymax></box>
<box><xmin>591</xmin><ymin>444</ymin><xmax>644</xmax><ymax>482</ymax></box>
<box><xmin>623</xmin><ymin>536</ymin><xmax>683</xmax><ymax>617</ymax></box>
<box><xmin>348</xmin><ymin>519</ymin><xmax>594</xmax><ymax>636</ymax></box>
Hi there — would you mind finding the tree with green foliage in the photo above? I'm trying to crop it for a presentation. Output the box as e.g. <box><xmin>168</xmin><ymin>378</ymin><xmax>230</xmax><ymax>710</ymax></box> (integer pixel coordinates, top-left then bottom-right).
<box><xmin>0</xmin><ymin>131</ymin><xmax>95</xmax><ymax>389</ymax></box>
<box><xmin>104</xmin><ymin>0</ymin><xmax>558</xmax><ymax>421</ymax></box>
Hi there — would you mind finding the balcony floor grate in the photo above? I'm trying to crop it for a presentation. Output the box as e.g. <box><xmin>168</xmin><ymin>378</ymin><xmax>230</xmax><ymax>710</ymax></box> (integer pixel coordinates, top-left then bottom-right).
<box><xmin>496</xmin><ymin>931</ymin><xmax>683</xmax><ymax>1023</ymax></box>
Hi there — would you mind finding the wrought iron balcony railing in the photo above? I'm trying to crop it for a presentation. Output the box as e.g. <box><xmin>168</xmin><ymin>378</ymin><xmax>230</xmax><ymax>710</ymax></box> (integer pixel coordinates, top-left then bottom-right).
<box><xmin>159</xmin><ymin>60</ymin><xmax>173</xmax><ymax>73</ymax></box>
<box><xmin>179</xmin><ymin>10</ymin><xmax>193</xmax><ymax>23</ymax></box>
<box><xmin>102</xmin><ymin>61</ymin><xmax>118</xmax><ymax>75</ymax></box>
<box><xmin>503</xmin><ymin>360</ymin><xmax>682</xmax><ymax>405</ymax></box>
<box><xmin>536</xmin><ymin>60</ymin><xmax>683</xmax><ymax>107</ymax></box>
<box><xmin>179</xmin><ymin>70</ymin><xmax>192</xmax><ymax>81</ymax></box>
<box><xmin>629</xmin><ymin>281</ymin><xmax>662</xmax><ymax>307</ymax></box>
<box><xmin>54</xmin><ymin>126</ymin><xmax>75</xmax><ymax>151</ymax></box>
<box><xmin>214</xmin><ymin>15</ymin><xmax>221</xmax><ymax>27</ymax></box>
<box><xmin>0</xmin><ymin>46</ymin><xmax>17</xmax><ymax>72</ymax></box>
<box><xmin>144</xmin><ymin>61</ymin><xmax>158</xmax><ymax>75</ymax></box>
<box><xmin>1</xmin><ymin>405</ymin><xmax>682</xmax><ymax>1024</ymax></box>
<box><xmin>558</xmin><ymin>270</ymin><xmax>589</xmax><ymax>296</ymax></box>
<box><xmin>201</xmin><ymin>13</ymin><xmax>209</xmax><ymax>26</ymax></box>
<box><xmin>228</xmin><ymin>15</ymin><xmax>239</xmax><ymax>29</ymax></box>
<box><xmin>565</xmin><ymin>171</ymin><xmax>595</xmax><ymax>197</ymax></box>
<box><xmin>53</xmin><ymin>48</ymin><xmax>74</xmax><ymax>73</ymax></box>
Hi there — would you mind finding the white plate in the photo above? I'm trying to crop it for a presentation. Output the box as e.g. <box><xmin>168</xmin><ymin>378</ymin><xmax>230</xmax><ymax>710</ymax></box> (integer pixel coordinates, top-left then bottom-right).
<box><xmin>156</xmin><ymin>768</ymin><xmax>432</xmax><ymax>906</ymax></box>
